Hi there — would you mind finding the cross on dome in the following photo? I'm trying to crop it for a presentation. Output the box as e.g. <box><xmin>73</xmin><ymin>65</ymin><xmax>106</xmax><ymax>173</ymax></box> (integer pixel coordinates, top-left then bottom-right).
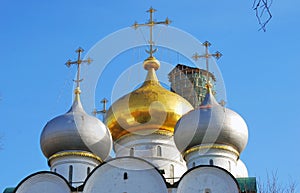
<box><xmin>132</xmin><ymin>7</ymin><xmax>171</xmax><ymax>58</ymax></box>
<box><xmin>92</xmin><ymin>98</ymin><xmax>108</xmax><ymax>121</ymax></box>
<box><xmin>65</xmin><ymin>47</ymin><xmax>93</xmax><ymax>94</ymax></box>
<box><xmin>192</xmin><ymin>41</ymin><xmax>222</xmax><ymax>88</ymax></box>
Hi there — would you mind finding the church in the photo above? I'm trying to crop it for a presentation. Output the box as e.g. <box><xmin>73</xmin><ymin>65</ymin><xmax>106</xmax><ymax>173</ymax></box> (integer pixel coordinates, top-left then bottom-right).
<box><xmin>4</xmin><ymin>8</ymin><xmax>257</xmax><ymax>193</ymax></box>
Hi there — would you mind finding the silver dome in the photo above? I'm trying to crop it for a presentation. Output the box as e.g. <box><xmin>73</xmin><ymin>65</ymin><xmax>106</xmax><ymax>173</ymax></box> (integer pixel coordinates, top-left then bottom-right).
<box><xmin>40</xmin><ymin>94</ymin><xmax>112</xmax><ymax>160</ymax></box>
<box><xmin>174</xmin><ymin>88</ymin><xmax>248</xmax><ymax>154</ymax></box>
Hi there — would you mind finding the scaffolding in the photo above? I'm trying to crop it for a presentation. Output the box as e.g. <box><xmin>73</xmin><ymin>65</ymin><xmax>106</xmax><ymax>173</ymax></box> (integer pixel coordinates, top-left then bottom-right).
<box><xmin>168</xmin><ymin>64</ymin><xmax>216</xmax><ymax>108</ymax></box>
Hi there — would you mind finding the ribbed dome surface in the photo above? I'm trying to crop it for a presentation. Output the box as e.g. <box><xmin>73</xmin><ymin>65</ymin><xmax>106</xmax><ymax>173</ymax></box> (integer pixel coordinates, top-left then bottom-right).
<box><xmin>174</xmin><ymin>87</ymin><xmax>248</xmax><ymax>154</ymax></box>
<box><xmin>40</xmin><ymin>93</ymin><xmax>112</xmax><ymax>160</ymax></box>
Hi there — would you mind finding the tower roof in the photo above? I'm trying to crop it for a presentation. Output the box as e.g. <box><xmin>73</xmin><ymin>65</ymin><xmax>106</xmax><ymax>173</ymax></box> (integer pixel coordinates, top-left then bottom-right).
<box><xmin>174</xmin><ymin>85</ymin><xmax>248</xmax><ymax>155</ymax></box>
<box><xmin>40</xmin><ymin>90</ymin><xmax>112</xmax><ymax>160</ymax></box>
<box><xmin>174</xmin><ymin>42</ymin><xmax>248</xmax><ymax>156</ymax></box>
<box><xmin>106</xmin><ymin>8</ymin><xmax>193</xmax><ymax>141</ymax></box>
<box><xmin>40</xmin><ymin>48</ymin><xmax>112</xmax><ymax>161</ymax></box>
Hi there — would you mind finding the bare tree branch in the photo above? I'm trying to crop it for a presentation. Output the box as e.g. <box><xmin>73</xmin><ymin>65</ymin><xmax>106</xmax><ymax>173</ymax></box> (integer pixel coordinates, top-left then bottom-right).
<box><xmin>257</xmin><ymin>171</ymin><xmax>297</xmax><ymax>193</ymax></box>
<box><xmin>286</xmin><ymin>180</ymin><xmax>296</xmax><ymax>193</ymax></box>
<box><xmin>253</xmin><ymin>0</ymin><xmax>273</xmax><ymax>31</ymax></box>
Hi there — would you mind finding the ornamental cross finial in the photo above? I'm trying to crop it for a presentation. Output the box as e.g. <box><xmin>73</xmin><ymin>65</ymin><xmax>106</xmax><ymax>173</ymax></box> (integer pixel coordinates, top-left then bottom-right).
<box><xmin>65</xmin><ymin>47</ymin><xmax>92</xmax><ymax>89</ymax></box>
<box><xmin>132</xmin><ymin>7</ymin><xmax>171</xmax><ymax>57</ymax></box>
<box><xmin>192</xmin><ymin>41</ymin><xmax>222</xmax><ymax>86</ymax></box>
<box><xmin>92</xmin><ymin>98</ymin><xmax>108</xmax><ymax>121</ymax></box>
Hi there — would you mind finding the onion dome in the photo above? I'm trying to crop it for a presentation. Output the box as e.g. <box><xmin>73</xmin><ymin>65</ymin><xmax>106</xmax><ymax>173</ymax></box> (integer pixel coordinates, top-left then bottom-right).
<box><xmin>174</xmin><ymin>85</ymin><xmax>248</xmax><ymax>155</ymax></box>
<box><xmin>40</xmin><ymin>87</ymin><xmax>113</xmax><ymax>161</ymax></box>
<box><xmin>106</xmin><ymin>56</ymin><xmax>193</xmax><ymax>141</ymax></box>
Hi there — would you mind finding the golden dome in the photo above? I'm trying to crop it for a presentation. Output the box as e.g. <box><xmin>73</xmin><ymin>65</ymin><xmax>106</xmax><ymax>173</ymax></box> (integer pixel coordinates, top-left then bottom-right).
<box><xmin>106</xmin><ymin>57</ymin><xmax>193</xmax><ymax>141</ymax></box>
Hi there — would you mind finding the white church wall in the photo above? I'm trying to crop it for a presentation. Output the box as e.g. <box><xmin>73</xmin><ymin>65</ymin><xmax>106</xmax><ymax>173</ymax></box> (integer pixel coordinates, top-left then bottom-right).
<box><xmin>235</xmin><ymin>159</ymin><xmax>249</xmax><ymax>177</ymax></box>
<box><xmin>49</xmin><ymin>154</ymin><xmax>100</xmax><ymax>187</ymax></box>
<box><xmin>177</xmin><ymin>166</ymin><xmax>240</xmax><ymax>193</ymax></box>
<box><xmin>83</xmin><ymin>157</ymin><xmax>168</xmax><ymax>193</ymax></box>
<box><xmin>184</xmin><ymin>146</ymin><xmax>239</xmax><ymax>177</ymax></box>
<box><xmin>15</xmin><ymin>172</ymin><xmax>71</xmax><ymax>193</ymax></box>
<box><xmin>114</xmin><ymin>134</ymin><xmax>187</xmax><ymax>183</ymax></box>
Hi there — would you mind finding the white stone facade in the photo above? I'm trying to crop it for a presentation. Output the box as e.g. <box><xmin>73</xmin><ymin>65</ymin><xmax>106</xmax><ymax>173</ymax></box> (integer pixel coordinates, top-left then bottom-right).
<box><xmin>114</xmin><ymin>133</ymin><xmax>187</xmax><ymax>184</ymax></box>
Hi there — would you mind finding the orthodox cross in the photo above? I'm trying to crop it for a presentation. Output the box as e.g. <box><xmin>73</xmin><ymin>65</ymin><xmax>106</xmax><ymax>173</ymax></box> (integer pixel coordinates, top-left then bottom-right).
<box><xmin>92</xmin><ymin>98</ymin><xmax>108</xmax><ymax>121</ymax></box>
<box><xmin>65</xmin><ymin>47</ymin><xmax>92</xmax><ymax>88</ymax></box>
<box><xmin>132</xmin><ymin>7</ymin><xmax>171</xmax><ymax>57</ymax></box>
<box><xmin>192</xmin><ymin>41</ymin><xmax>222</xmax><ymax>86</ymax></box>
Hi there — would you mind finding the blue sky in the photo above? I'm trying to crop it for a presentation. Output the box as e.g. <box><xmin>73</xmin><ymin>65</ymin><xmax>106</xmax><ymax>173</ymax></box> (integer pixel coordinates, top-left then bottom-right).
<box><xmin>0</xmin><ymin>0</ymin><xmax>299</xmax><ymax>191</ymax></box>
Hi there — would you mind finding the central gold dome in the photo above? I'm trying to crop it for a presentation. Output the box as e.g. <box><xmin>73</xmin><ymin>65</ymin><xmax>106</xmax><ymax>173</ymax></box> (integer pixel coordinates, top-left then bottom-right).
<box><xmin>106</xmin><ymin>57</ymin><xmax>193</xmax><ymax>141</ymax></box>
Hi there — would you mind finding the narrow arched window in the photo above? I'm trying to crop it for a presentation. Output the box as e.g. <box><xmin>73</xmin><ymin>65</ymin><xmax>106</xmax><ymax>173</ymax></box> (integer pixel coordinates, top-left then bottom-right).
<box><xmin>69</xmin><ymin>165</ymin><xmax>73</xmax><ymax>184</ymax></box>
<box><xmin>130</xmin><ymin>147</ymin><xmax>134</xmax><ymax>156</ymax></box>
<box><xmin>170</xmin><ymin>164</ymin><xmax>174</xmax><ymax>184</ymax></box>
<box><xmin>123</xmin><ymin>172</ymin><xmax>128</xmax><ymax>180</ymax></box>
<box><xmin>54</xmin><ymin>168</ymin><xmax>57</xmax><ymax>173</ymax></box>
<box><xmin>228</xmin><ymin>161</ymin><xmax>231</xmax><ymax>171</ymax></box>
<box><xmin>209</xmin><ymin>159</ymin><xmax>214</xmax><ymax>165</ymax></box>
<box><xmin>192</xmin><ymin>162</ymin><xmax>196</xmax><ymax>167</ymax></box>
<box><xmin>87</xmin><ymin>167</ymin><xmax>91</xmax><ymax>176</ymax></box>
<box><xmin>157</xmin><ymin>146</ymin><xmax>162</xmax><ymax>157</ymax></box>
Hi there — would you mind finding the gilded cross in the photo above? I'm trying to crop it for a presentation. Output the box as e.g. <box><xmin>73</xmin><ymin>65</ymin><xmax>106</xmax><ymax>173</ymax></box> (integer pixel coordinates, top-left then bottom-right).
<box><xmin>65</xmin><ymin>47</ymin><xmax>92</xmax><ymax>88</ymax></box>
<box><xmin>92</xmin><ymin>98</ymin><xmax>108</xmax><ymax>121</ymax></box>
<box><xmin>132</xmin><ymin>7</ymin><xmax>171</xmax><ymax>57</ymax></box>
<box><xmin>192</xmin><ymin>41</ymin><xmax>222</xmax><ymax>85</ymax></box>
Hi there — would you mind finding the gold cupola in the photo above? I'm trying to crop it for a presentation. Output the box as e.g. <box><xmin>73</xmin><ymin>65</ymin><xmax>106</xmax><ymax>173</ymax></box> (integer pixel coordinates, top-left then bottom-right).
<box><xmin>106</xmin><ymin>7</ymin><xmax>193</xmax><ymax>141</ymax></box>
<box><xmin>106</xmin><ymin>56</ymin><xmax>193</xmax><ymax>141</ymax></box>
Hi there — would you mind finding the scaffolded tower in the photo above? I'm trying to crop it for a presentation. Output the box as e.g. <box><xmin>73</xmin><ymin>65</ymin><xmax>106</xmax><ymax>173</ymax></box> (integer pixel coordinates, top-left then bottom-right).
<box><xmin>168</xmin><ymin>64</ymin><xmax>216</xmax><ymax>108</ymax></box>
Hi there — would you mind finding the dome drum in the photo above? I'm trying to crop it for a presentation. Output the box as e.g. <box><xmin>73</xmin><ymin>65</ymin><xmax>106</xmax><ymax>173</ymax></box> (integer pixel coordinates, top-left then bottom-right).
<box><xmin>113</xmin><ymin>133</ymin><xmax>187</xmax><ymax>184</ymax></box>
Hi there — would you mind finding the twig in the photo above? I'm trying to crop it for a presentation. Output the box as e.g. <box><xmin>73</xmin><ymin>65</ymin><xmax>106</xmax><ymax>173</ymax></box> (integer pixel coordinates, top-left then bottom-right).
<box><xmin>253</xmin><ymin>0</ymin><xmax>273</xmax><ymax>31</ymax></box>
